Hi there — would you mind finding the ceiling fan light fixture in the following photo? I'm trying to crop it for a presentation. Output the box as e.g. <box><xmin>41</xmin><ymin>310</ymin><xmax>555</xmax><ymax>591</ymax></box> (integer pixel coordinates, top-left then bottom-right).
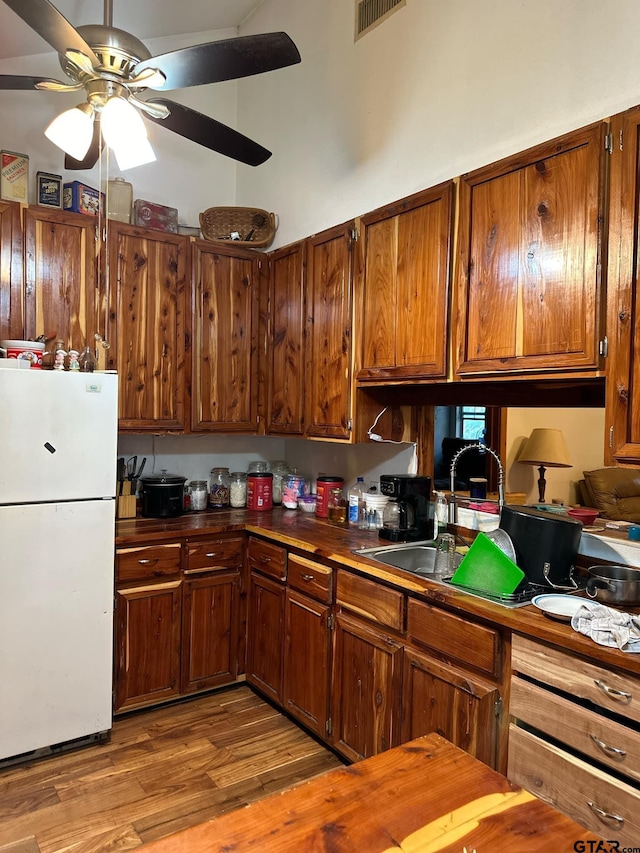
<box><xmin>112</xmin><ymin>136</ymin><xmax>156</xmax><ymax>170</ymax></box>
<box><xmin>44</xmin><ymin>102</ymin><xmax>94</xmax><ymax>160</ymax></box>
<box><xmin>101</xmin><ymin>95</ymin><xmax>148</xmax><ymax>148</ymax></box>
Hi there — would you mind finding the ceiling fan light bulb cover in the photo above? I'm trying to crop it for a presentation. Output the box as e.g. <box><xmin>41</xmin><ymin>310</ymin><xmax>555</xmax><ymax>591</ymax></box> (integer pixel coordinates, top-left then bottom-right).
<box><xmin>101</xmin><ymin>95</ymin><xmax>148</xmax><ymax>148</ymax></box>
<box><xmin>113</xmin><ymin>137</ymin><xmax>156</xmax><ymax>170</ymax></box>
<box><xmin>44</xmin><ymin>104</ymin><xmax>94</xmax><ymax>160</ymax></box>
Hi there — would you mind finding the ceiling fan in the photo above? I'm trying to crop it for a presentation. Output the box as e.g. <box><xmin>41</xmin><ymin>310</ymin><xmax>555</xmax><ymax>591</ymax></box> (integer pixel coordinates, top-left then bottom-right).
<box><xmin>0</xmin><ymin>0</ymin><xmax>301</xmax><ymax>169</ymax></box>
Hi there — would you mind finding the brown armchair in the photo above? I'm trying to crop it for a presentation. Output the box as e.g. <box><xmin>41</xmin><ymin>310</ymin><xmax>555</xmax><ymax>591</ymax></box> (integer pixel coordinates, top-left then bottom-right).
<box><xmin>581</xmin><ymin>467</ymin><xmax>640</xmax><ymax>522</ymax></box>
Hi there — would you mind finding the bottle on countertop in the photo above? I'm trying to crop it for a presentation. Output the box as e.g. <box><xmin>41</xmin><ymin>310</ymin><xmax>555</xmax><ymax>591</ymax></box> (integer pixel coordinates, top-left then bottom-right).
<box><xmin>434</xmin><ymin>491</ymin><xmax>448</xmax><ymax>539</ymax></box>
<box><xmin>348</xmin><ymin>476</ymin><xmax>365</xmax><ymax>525</ymax></box>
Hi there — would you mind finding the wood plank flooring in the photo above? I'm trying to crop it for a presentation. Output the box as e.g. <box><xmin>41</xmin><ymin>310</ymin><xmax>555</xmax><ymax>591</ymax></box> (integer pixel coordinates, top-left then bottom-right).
<box><xmin>0</xmin><ymin>686</ymin><xmax>343</xmax><ymax>853</ymax></box>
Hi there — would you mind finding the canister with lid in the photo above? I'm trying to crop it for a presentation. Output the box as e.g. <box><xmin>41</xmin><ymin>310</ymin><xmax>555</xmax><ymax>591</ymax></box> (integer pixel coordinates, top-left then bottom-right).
<box><xmin>209</xmin><ymin>467</ymin><xmax>230</xmax><ymax>508</ymax></box>
<box><xmin>229</xmin><ymin>472</ymin><xmax>247</xmax><ymax>507</ymax></box>
<box><xmin>270</xmin><ymin>460</ymin><xmax>289</xmax><ymax>504</ymax></box>
<box><xmin>106</xmin><ymin>177</ymin><xmax>132</xmax><ymax>223</ymax></box>
<box><xmin>315</xmin><ymin>476</ymin><xmax>344</xmax><ymax>518</ymax></box>
<box><xmin>247</xmin><ymin>472</ymin><xmax>273</xmax><ymax>510</ymax></box>
<box><xmin>248</xmin><ymin>460</ymin><xmax>270</xmax><ymax>474</ymax></box>
<box><xmin>189</xmin><ymin>480</ymin><xmax>208</xmax><ymax>512</ymax></box>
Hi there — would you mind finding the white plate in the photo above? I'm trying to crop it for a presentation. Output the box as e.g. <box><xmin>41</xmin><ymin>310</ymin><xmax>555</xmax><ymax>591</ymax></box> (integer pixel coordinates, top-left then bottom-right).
<box><xmin>531</xmin><ymin>594</ymin><xmax>592</xmax><ymax>622</ymax></box>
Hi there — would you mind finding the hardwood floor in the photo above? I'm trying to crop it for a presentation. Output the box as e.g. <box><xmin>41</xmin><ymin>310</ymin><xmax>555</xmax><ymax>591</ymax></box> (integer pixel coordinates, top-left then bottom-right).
<box><xmin>0</xmin><ymin>686</ymin><xmax>343</xmax><ymax>853</ymax></box>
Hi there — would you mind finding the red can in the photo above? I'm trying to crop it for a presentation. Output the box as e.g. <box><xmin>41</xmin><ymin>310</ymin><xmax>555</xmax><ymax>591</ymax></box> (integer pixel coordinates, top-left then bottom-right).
<box><xmin>247</xmin><ymin>472</ymin><xmax>273</xmax><ymax>511</ymax></box>
<box><xmin>315</xmin><ymin>476</ymin><xmax>344</xmax><ymax>518</ymax></box>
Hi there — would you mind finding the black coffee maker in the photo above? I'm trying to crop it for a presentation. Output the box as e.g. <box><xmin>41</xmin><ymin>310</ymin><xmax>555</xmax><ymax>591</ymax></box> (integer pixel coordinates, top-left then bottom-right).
<box><xmin>378</xmin><ymin>475</ymin><xmax>432</xmax><ymax>542</ymax></box>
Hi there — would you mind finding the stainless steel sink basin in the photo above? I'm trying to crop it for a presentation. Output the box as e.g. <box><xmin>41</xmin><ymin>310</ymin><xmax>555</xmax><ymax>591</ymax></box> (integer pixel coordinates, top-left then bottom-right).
<box><xmin>353</xmin><ymin>541</ymin><xmax>461</xmax><ymax>576</ymax></box>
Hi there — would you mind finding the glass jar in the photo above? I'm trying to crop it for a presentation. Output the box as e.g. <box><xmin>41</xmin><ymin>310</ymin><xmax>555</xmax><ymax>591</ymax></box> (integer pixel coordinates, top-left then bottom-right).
<box><xmin>327</xmin><ymin>487</ymin><xmax>348</xmax><ymax>526</ymax></box>
<box><xmin>189</xmin><ymin>480</ymin><xmax>208</xmax><ymax>512</ymax></box>
<box><xmin>270</xmin><ymin>460</ymin><xmax>289</xmax><ymax>505</ymax></box>
<box><xmin>229</xmin><ymin>472</ymin><xmax>247</xmax><ymax>508</ymax></box>
<box><xmin>209</xmin><ymin>467</ymin><xmax>230</xmax><ymax>508</ymax></box>
<box><xmin>248</xmin><ymin>460</ymin><xmax>270</xmax><ymax>474</ymax></box>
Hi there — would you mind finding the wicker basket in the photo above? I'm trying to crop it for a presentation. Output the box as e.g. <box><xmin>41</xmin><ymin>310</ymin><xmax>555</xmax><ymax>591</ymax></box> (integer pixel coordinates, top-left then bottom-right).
<box><xmin>199</xmin><ymin>206</ymin><xmax>277</xmax><ymax>248</ymax></box>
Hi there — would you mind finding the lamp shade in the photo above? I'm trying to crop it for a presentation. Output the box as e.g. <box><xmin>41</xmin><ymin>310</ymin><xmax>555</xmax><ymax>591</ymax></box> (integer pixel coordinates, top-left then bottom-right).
<box><xmin>45</xmin><ymin>103</ymin><xmax>94</xmax><ymax>160</ymax></box>
<box><xmin>517</xmin><ymin>428</ymin><xmax>572</xmax><ymax>468</ymax></box>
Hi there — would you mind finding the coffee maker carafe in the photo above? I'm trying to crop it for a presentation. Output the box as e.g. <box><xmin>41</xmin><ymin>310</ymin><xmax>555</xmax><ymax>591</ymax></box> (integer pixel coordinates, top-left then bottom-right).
<box><xmin>378</xmin><ymin>475</ymin><xmax>432</xmax><ymax>542</ymax></box>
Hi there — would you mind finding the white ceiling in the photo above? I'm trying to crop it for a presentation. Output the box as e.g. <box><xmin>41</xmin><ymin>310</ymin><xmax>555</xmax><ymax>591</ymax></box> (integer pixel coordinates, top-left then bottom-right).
<box><xmin>0</xmin><ymin>0</ymin><xmax>264</xmax><ymax>60</ymax></box>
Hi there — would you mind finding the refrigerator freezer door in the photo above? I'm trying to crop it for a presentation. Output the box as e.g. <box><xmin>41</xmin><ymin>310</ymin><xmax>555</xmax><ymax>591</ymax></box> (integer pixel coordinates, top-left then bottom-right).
<box><xmin>0</xmin><ymin>500</ymin><xmax>115</xmax><ymax>761</ymax></box>
<box><xmin>0</xmin><ymin>370</ymin><xmax>117</xmax><ymax>503</ymax></box>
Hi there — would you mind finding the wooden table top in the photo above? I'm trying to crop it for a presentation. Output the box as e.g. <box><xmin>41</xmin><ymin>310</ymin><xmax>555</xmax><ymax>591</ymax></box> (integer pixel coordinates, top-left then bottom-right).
<box><xmin>139</xmin><ymin>733</ymin><xmax>598</xmax><ymax>852</ymax></box>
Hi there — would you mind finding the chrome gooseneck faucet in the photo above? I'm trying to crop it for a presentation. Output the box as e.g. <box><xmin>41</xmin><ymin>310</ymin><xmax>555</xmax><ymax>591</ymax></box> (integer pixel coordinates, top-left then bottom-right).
<box><xmin>448</xmin><ymin>443</ymin><xmax>505</xmax><ymax>523</ymax></box>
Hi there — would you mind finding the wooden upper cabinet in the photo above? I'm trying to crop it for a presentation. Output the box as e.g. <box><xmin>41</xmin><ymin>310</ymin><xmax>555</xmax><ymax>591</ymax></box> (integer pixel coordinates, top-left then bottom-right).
<box><xmin>605</xmin><ymin>107</ymin><xmax>640</xmax><ymax>464</ymax></box>
<box><xmin>267</xmin><ymin>241</ymin><xmax>305</xmax><ymax>435</ymax></box>
<box><xmin>454</xmin><ymin>122</ymin><xmax>607</xmax><ymax>377</ymax></box>
<box><xmin>106</xmin><ymin>222</ymin><xmax>188</xmax><ymax>430</ymax></box>
<box><xmin>191</xmin><ymin>240</ymin><xmax>259</xmax><ymax>432</ymax></box>
<box><xmin>305</xmin><ymin>222</ymin><xmax>355</xmax><ymax>440</ymax></box>
<box><xmin>23</xmin><ymin>207</ymin><xmax>97</xmax><ymax>353</ymax></box>
<box><xmin>358</xmin><ymin>182</ymin><xmax>454</xmax><ymax>380</ymax></box>
<box><xmin>0</xmin><ymin>200</ymin><xmax>23</xmax><ymax>340</ymax></box>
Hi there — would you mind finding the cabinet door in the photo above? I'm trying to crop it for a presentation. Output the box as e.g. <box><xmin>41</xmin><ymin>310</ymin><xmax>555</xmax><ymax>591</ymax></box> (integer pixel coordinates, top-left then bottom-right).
<box><xmin>0</xmin><ymin>199</ymin><xmax>22</xmax><ymax>339</ymax></box>
<box><xmin>359</xmin><ymin>183</ymin><xmax>453</xmax><ymax>380</ymax></box>
<box><xmin>606</xmin><ymin>106</ymin><xmax>640</xmax><ymax>464</ymax></box>
<box><xmin>331</xmin><ymin>612</ymin><xmax>402</xmax><ymax>762</ymax></box>
<box><xmin>181</xmin><ymin>571</ymin><xmax>239</xmax><ymax>693</ymax></box>
<box><xmin>246</xmin><ymin>571</ymin><xmax>285</xmax><ymax>703</ymax></box>
<box><xmin>23</xmin><ymin>206</ymin><xmax>97</xmax><ymax>354</ymax></box>
<box><xmin>106</xmin><ymin>222</ymin><xmax>188</xmax><ymax>430</ymax></box>
<box><xmin>283</xmin><ymin>588</ymin><xmax>331</xmax><ymax>739</ymax></box>
<box><xmin>267</xmin><ymin>241</ymin><xmax>305</xmax><ymax>435</ymax></box>
<box><xmin>114</xmin><ymin>579</ymin><xmax>182</xmax><ymax>712</ymax></box>
<box><xmin>454</xmin><ymin>122</ymin><xmax>606</xmax><ymax>377</ymax></box>
<box><xmin>191</xmin><ymin>240</ymin><xmax>258</xmax><ymax>432</ymax></box>
<box><xmin>401</xmin><ymin>645</ymin><xmax>499</xmax><ymax>768</ymax></box>
<box><xmin>305</xmin><ymin>222</ymin><xmax>354</xmax><ymax>440</ymax></box>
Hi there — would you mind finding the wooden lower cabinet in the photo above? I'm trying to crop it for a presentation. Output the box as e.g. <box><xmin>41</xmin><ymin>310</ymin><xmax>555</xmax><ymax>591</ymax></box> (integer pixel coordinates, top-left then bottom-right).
<box><xmin>331</xmin><ymin>612</ymin><xmax>403</xmax><ymax>762</ymax></box>
<box><xmin>401</xmin><ymin>645</ymin><xmax>499</xmax><ymax>767</ymax></box>
<box><xmin>115</xmin><ymin>579</ymin><xmax>183</xmax><ymax>712</ymax></box>
<box><xmin>246</xmin><ymin>571</ymin><xmax>285</xmax><ymax>704</ymax></box>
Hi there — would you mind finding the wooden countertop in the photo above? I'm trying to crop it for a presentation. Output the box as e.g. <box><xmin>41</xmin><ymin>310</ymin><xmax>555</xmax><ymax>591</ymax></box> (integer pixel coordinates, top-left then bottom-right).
<box><xmin>116</xmin><ymin>508</ymin><xmax>640</xmax><ymax>676</ymax></box>
<box><xmin>138</xmin><ymin>733</ymin><xmax>598</xmax><ymax>852</ymax></box>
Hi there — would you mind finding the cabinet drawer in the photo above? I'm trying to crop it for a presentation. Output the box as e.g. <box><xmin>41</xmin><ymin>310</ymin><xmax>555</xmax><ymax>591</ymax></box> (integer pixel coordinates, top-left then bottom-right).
<box><xmin>511</xmin><ymin>675</ymin><xmax>640</xmax><ymax>785</ymax></box>
<box><xmin>287</xmin><ymin>555</ymin><xmax>332</xmax><ymax>603</ymax></box>
<box><xmin>336</xmin><ymin>570</ymin><xmax>404</xmax><ymax>632</ymax></box>
<box><xmin>512</xmin><ymin>634</ymin><xmax>640</xmax><ymax>726</ymax></box>
<box><xmin>116</xmin><ymin>543</ymin><xmax>182</xmax><ymax>583</ymax></box>
<box><xmin>247</xmin><ymin>537</ymin><xmax>287</xmax><ymax>582</ymax></box>
<box><xmin>508</xmin><ymin>724</ymin><xmax>640</xmax><ymax>847</ymax></box>
<box><xmin>186</xmin><ymin>536</ymin><xmax>244</xmax><ymax>573</ymax></box>
<box><xmin>407</xmin><ymin>598</ymin><xmax>500</xmax><ymax>678</ymax></box>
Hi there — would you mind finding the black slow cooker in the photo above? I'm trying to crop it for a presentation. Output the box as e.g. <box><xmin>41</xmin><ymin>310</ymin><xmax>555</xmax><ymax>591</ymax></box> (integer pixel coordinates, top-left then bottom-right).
<box><xmin>140</xmin><ymin>470</ymin><xmax>187</xmax><ymax>518</ymax></box>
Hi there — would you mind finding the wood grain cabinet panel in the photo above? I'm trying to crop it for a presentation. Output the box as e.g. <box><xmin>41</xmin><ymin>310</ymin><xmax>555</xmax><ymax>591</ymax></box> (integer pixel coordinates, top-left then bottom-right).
<box><xmin>23</xmin><ymin>206</ymin><xmax>97</xmax><ymax>355</ymax></box>
<box><xmin>106</xmin><ymin>222</ymin><xmax>188</xmax><ymax>430</ymax></box>
<box><xmin>267</xmin><ymin>241</ymin><xmax>305</xmax><ymax>435</ymax></box>
<box><xmin>116</xmin><ymin>543</ymin><xmax>182</xmax><ymax>583</ymax></box>
<box><xmin>358</xmin><ymin>182</ymin><xmax>453</xmax><ymax>380</ymax></box>
<box><xmin>191</xmin><ymin>240</ymin><xmax>258</xmax><ymax>432</ymax></box>
<box><xmin>246</xmin><ymin>570</ymin><xmax>285</xmax><ymax>704</ymax></box>
<box><xmin>331</xmin><ymin>612</ymin><xmax>403</xmax><ymax>762</ymax></box>
<box><xmin>401</xmin><ymin>645</ymin><xmax>498</xmax><ymax>768</ymax></box>
<box><xmin>454</xmin><ymin>122</ymin><xmax>607</xmax><ymax>377</ymax></box>
<box><xmin>0</xmin><ymin>199</ymin><xmax>22</xmax><ymax>340</ymax></box>
<box><xmin>304</xmin><ymin>222</ymin><xmax>355</xmax><ymax>440</ymax></box>
<box><xmin>336</xmin><ymin>569</ymin><xmax>404</xmax><ymax>631</ymax></box>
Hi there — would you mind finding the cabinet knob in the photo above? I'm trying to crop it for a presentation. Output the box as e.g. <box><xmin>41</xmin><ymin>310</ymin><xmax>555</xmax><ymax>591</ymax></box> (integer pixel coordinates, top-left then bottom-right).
<box><xmin>594</xmin><ymin>679</ymin><xmax>632</xmax><ymax>704</ymax></box>
<box><xmin>587</xmin><ymin>801</ymin><xmax>625</xmax><ymax>829</ymax></box>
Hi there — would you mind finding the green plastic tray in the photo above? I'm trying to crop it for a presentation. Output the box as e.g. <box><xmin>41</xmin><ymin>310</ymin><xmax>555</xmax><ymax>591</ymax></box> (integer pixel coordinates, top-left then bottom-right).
<box><xmin>450</xmin><ymin>532</ymin><xmax>525</xmax><ymax>595</ymax></box>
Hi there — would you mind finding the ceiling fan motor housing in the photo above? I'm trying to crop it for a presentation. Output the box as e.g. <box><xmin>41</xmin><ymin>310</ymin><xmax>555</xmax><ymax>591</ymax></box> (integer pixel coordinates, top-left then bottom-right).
<box><xmin>60</xmin><ymin>24</ymin><xmax>151</xmax><ymax>83</ymax></box>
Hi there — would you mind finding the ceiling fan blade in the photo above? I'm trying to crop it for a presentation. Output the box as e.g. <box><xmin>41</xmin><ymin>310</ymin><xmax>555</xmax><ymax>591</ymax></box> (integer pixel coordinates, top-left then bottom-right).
<box><xmin>145</xmin><ymin>98</ymin><xmax>271</xmax><ymax>167</ymax></box>
<box><xmin>65</xmin><ymin>116</ymin><xmax>103</xmax><ymax>170</ymax></box>
<box><xmin>0</xmin><ymin>74</ymin><xmax>68</xmax><ymax>90</ymax></box>
<box><xmin>2</xmin><ymin>0</ymin><xmax>100</xmax><ymax>66</ymax></box>
<box><xmin>137</xmin><ymin>32</ymin><xmax>301</xmax><ymax>90</ymax></box>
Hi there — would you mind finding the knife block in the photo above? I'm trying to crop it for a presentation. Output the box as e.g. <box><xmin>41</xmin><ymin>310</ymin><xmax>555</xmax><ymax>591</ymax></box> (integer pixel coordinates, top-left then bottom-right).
<box><xmin>117</xmin><ymin>480</ymin><xmax>137</xmax><ymax>519</ymax></box>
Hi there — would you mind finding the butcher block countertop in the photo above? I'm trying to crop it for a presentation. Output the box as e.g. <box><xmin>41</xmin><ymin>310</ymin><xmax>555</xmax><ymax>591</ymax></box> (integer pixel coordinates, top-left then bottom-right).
<box><xmin>139</xmin><ymin>733</ymin><xmax>598</xmax><ymax>852</ymax></box>
<box><xmin>116</xmin><ymin>507</ymin><xmax>640</xmax><ymax>676</ymax></box>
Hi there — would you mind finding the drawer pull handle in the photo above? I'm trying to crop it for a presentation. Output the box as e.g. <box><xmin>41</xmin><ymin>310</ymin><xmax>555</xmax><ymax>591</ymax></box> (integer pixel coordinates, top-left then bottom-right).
<box><xmin>205</xmin><ymin>553</ymin><xmax>217</xmax><ymax>558</ymax></box>
<box><xmin>594</xmin><ymin>679</ymin><xmax>632</xmax><ymax>703</ymax></box>
<box><xmin>587</xmin><ymin>801</ymin><xmax>625</xmax><ymax>829</ymax></box>
<box><xmin>301</xmin><ymin>573</ymin><xmax>314</xmax><ymax>582</ymax></box>
<box><xmin>259</xmin><ymin>555</ymin><xmax>272</xmax><ymax>564</ymax></box>
<box><xmin>138</xmin><ymin>558</ymin><xmax>158</xmax><ymax>565</ymax></box>
<box><xmin>588</xmin><ymin>733</ymin><xmax>627</xmax><ymax>760</ymax></box>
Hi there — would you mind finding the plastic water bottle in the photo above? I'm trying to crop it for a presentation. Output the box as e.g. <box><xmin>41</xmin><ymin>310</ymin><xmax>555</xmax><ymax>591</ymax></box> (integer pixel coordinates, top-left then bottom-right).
<box><xmin>434</xmin><ymin>491</ymin><xmax>448</xmax><ymax>538</ymax></box>
<box><xmin>348</xmin><ymin>477</ymin><xmax>365</xmax><ymax>525</ymax></box>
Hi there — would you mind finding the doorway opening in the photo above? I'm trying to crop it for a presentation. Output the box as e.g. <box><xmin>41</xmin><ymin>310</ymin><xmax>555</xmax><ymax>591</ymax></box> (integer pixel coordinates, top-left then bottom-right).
<box><xmin>434</xmin><ymin>406</ymin><xmax>503</xmax><ymax>492</ymax></box>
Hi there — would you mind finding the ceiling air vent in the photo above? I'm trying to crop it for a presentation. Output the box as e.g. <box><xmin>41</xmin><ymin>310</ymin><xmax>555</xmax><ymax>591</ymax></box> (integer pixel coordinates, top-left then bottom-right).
<box><xmin>355</xmin><ymin>0</ymin><xmax>406</xmax><ymax>40</ymax></box>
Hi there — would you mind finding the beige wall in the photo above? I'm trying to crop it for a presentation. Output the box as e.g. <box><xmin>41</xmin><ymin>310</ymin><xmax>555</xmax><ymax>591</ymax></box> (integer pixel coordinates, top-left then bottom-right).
<box><xmin>506</xmin><ymin>409</ymin><xmax>606</xmax><ymax>506</ymax></box>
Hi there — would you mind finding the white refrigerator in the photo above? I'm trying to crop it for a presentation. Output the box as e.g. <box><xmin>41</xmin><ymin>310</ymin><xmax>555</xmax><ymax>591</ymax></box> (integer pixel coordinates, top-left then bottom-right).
<box><xmin>0</xmin><ymin>369</ymin><xmax>118</xmax><ymax>765</ymax></box>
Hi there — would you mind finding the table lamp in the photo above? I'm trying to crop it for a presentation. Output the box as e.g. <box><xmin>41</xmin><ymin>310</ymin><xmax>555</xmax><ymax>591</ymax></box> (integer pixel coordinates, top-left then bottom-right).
<box><xmin>517</xmin><ymin>428</ymin><xmax>571</xmax><ymax>503</ymax></box>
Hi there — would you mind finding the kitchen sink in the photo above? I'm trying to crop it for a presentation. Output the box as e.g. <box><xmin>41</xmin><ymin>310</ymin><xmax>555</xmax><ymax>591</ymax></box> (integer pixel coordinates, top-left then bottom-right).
<box><xmin>353</xmin><ymin>541</ymin><xmax>461</xmax><ymax>577</ymax></box>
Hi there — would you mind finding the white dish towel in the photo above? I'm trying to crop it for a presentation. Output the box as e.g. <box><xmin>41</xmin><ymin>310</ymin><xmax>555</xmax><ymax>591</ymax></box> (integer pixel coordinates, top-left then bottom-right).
<box><xmin>571</xmin><ymin>602</ymin><xmax>640</xmax><ymax>653</ymax></box>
